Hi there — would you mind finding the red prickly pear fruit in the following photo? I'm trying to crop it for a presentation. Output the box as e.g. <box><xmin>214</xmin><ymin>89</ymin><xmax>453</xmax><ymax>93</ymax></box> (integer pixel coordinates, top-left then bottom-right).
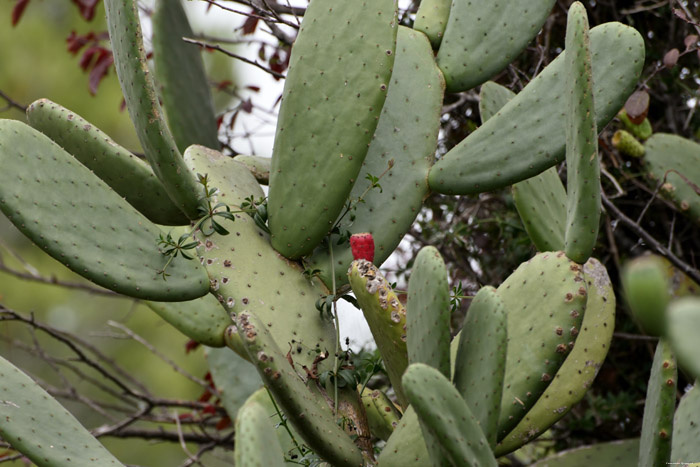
<box><xmin>350</xmin><ymin>233</ymin><xmax>375</xmax><ymax>263</ymax></box>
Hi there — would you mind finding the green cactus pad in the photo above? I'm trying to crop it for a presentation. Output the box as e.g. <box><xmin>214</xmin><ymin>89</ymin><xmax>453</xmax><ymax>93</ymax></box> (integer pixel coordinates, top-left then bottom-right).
<box><xmin>403</xmin><ymin>363</ymin><xmax>498</xmax><ymax>467</ymax></box>
<box><xmin>268</xmin><ymin>0</ymin><xmax>398</xmax><ymax>259</ymax></box>
<box><xmin>235</xmin><ymin>399</ymin><xmax>286</xmax><ymax>467</ymax></box>
<box><xmin>146</xmin><ymin>294</ymin><xmax>232</xmax><ymax>347</ymax></box>
<box><xmin>667</xmin><ymin>297</ymin><xmax>700</xmax><ymax>380</ymax></box>
<box><xmin>407</xmin><ymin>246</ymin><xmax>452</xmax><ymax>378</ymax></box>
<box><xmin>613</xmin><ymin>130</ymin><xmax>645</xmax><ymax>158</ymax></box>
<box><xmin>621</xmin><ymin>255</ymin><xmax>670</xmax><ymax>336</ymax></box>
<box><xmin>206</xmin><ymin>347</ymin><xmax>261</xmax><ymax>420</ymax></box>
<box><xmin>233</xmin><ymin>155</ymin><xmax>271</xmax><ymax>185</ymax></box>
<box><xmin>496</xmin><ymin>251</ymin><xmax>588</xmax><ymax>438</ymax></box>
<box><xmin>359</xmin><ymin>387</ymin><xmax>401</xmax><ymax>442</ymax></box>
<box><xmin>671</xmin><ymin>383</ymin><xmax>700</xmax><ymax>464</ymax></box>
<box><xmin>479</xmin><ymin>81</ymin><xmax>516</xmax><ymax>123</ymax></box>
<box><xmin>152</xmin><ymin>0</ymin><xmax>219</xmax><ymax>152</ymax></box>
<box><xmin>0</xmin><ymin>355</ymin><xmax>124</xmax><ymax>466</ymax></box>
<box><xmin>376</xmin><ymin>407</ymin><xmax>430</xmax><ymax>467</ymax></box>
<box><xmin>453</xmin><ymin>285</ymin><xmax>507</xmax><ymax>447</ymax></box>
<box><xmin>413</xmin><ymin>0</ymin><xmax>451</xmax><ymax>49</ymax></box>
<box><xmin>184</xmin><ymin>145</ymin><xmax>337</xmax><ymax>370</ymax></box>
<box><xmin>429</xmin><ymin>22</ymin><xmax>644</xmax><ymax>195</ymax></box>
<box><xmin>642</xmin><ymin>133</ymin><xmax>700</xmax><ymax>224</ymax></box>
<box><xmin>618</xmin><ymin>110</ymin><xmax>653</xmax><ymax>141</ymax></box>
<box><xmin>638</xmin><ymin>339</ymin><xmax>676</xmax><ymax>467</ymax></box>
<box><xmin>348</xmin><ymin>259</ymin><xmax>408</xmax><ymax>407</ymax></box>
<box><xmin>513</xmin><ymin>167</ymin><xmax>567</xmax><ymax>252</ymax></box>
<box><xmin>0</xmin><ymin>120</ymin><xmax>209</xmax><ymax>301</ymax></box>
<box><xmin>495</xmin><ymin>258</ymin><xmax>614</xmax><ymax>455</ymax></box>
<box><xmin>234</xmin><ymin>312</ymin><xmax>364</xmax><ymax>467</ymax></box>
<box><xmin>306</xmin><ymin>26</ymin><xmax>443</xmax><ymax>289</ymax></box>
<box><xmin>564</xmin><ymin>3</ymin><xmax>600</xmax><ymax>265</ymax></box>
<box><xmin>26</xmin><ymin>99</ymin><xmax>189</xmax><ymax>226</ymax></box>
<box><xmin>436</xmin><ymin>0</ymin><xmax>556</xmax><ymax>93</ymax></box>
<box><xmin>105</xmin><ymin>0</ymin><xmax>202</xmax><ymax>219</ymax></box>
<box><xmin>531</xmin><ymin>438</ymin><xmax>640</xmax><ymax>467</ymax></box>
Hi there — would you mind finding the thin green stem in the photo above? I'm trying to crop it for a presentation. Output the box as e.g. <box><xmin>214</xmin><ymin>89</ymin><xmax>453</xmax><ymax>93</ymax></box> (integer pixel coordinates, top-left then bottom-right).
<box><xmin>265</xmin><ymin>387</ymin><xmax>306</xmax><ymax>460</ymax></box>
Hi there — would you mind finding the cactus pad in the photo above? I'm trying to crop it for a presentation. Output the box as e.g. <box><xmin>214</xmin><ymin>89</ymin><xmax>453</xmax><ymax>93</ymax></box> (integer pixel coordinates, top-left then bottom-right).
<box><xmin>406</xmin><ymin>246</ymin><xmax>452</xmax><ymax>378</ymax></box>
<box><xmin>436</xmin><ymin>0</ymin><xmax>556</xmax><ymax>92</ymax></box>
<box><xmin>671</xmin><ymin>384</ymin><xmax>700</xmax><ymax>465</ymax></box>
<box><xmin>233</xmin><ymin>155</ymin><xmax>271</xmax><ymax>185</ymax></box>
<box><xmin>429</xmin><ymin>22</ymin><xmax>644</xmax><ymax>195</ymax></box>
<box><xmin>306</xmin><ymin>26</ymin><xmax>443</xmax><ymax>289</ymax></box>
<box><xmin>621</xmin><ymin>255</ymin><xmax>670</xmax><ymax>336</ymax></box>
<box><xmin>348</xmin><ymin>259</ymin><xmax>408</xmax><ymax>407</ymax></box>
<box><xmin>152</xmin><ymin>0</ymin><xmax>219</xmax><ymax>152</ymax></box>
<box><xmin>496</xmin><ymin>251</ymin><xmax>588</xmax><ymax>438</ymax></box>
<box><xmin>413</xmin><ymin>0</ymin><xmax>451</xmax><ymax>48</ymax></box>
<box><xmin>666</xmin><ymin>297</ymin><xmax>700</xmax><ymax>380</ymax></box>
<box><xmin>453</xmin><ymin>285</ymin><xmax>507</xmax><ymax>447</ymax></box>
<box><xmin>235</xmin><ymin>399</ymin><xmax>286</xmax><ymax>467</ymax></box>
<box><xmin>0</xmin><ymin>120</ymin><xmax>209</xmax><ymax>301</ymax></box>
<box><xmin>0</xmin><ymin>355</ymin><xmax>124</xmax><ymax>466</ymax></box>
<box><xmin>26</xmin><ymin>99</ymin><xmax>189</xmax><ymax>226</ymax></box>
<box><xmin>105</xmin><ymin>0</ymin><xmax>202</xmax><ymax>219</ymax></box>
<box><xmin>495</xmin><ymin>258</ymin><xmax>614</xmax><ymax>455</ymax></box>
<box><xmin>532</xmin><ymin>438</ymin><xmax>640</xmax><ymax>466</ymax></box>
<box><xmin>642</xmin><ymin>133</ymin><xmax>700</xmax><ymax>224</ymax></box>
<box><xmin>268</xmin><ymin>0</ymin><xmax>398</xmax><ymax>259</ymax></box>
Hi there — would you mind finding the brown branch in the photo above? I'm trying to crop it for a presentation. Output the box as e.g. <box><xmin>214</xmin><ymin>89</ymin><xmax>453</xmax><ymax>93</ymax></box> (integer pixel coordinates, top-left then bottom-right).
<box><xmin>183</xmin><ymin>38</ymin><xmax>285</xmax><ymax>79</ymax></box>
<box><xmin>0</xmin><ymin>89</ymin><xmax>26</xmax><ymax>113</ymax></box>
<box><xmin>602</xmin><ymin>193</ymin><xmax>700</xmax><ymax>284</ymax></box>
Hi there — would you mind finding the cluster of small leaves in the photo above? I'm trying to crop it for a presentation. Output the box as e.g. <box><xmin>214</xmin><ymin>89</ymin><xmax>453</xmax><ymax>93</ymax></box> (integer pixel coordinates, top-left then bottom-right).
<box><xmin>315</xmin><ymin>293</ymin><xmax>359</xmax><ymax>320</ymax></box>
<box><xmin>156</xmin><ymin>231</ymin><xmax>199</xmax><ymax>280</ymax></box>
<box><xmin>241</xmin><ymin>195</ymin><xmax>270</xmax><ymax>233</ymax></box>
<box><xmin>318</xmin><ymin>347</ymin><xmax>385</xmax><ymax>392</ymax></box>
<box><xmin>194</xmin><ymin>173</ymin><xmax>237</xmax><ymax>236</ymax></box>
<box><xmin>66</xmin><ymin>31</ymin><xmax>114</xmax><ymax>96</ymax></box>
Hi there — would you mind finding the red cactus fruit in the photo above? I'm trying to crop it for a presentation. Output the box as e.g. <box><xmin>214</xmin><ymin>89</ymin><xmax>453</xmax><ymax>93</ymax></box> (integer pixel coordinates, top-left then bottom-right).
<box><xmin>350</xmin><ymin>232</ymin><xmax>375</xmax><ymax>263</ymax></box>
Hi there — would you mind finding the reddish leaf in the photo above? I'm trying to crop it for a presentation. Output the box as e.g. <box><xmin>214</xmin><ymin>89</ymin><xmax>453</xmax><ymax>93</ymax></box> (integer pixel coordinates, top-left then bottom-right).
<box><xmin>215</xmin><ymin>416</ymin><xmax>232</xmax><ymax>430</ymax></box>
<box><xmin>624</xmin><ymin>90</ymin><xmax>650</xmax><ymax>125</ymax></box>
<box><xmin>241</xmin><ymin>13</ymin><xmax>259</xmax><ymax>35</ymax></box>
<box><xmin>216</xmin><ymin>114</ymin><xmax>224</xmax><ymax>129</ymax></box>
<box><xmin>71</xmin><ymin>0</ymin><xmax>99</xmax><ymax>21</ymax></box>
<box><xmin>119</xmin><ymin>98</ymin><xmax>126</xmax><ymax>112</ymax></box>
<box><xmin>178</xmin><ymin>412</ymin><xmax>193</xmax><ymax>421</ymax></box>
<box><xmin>87</xmin><ymin>50</ymin><xmax>113</xmax><ymax>95</ymax></box>
<box><xmin>215</xmin><ymin>80</ymin><xmax>233</xmax><ymax>91</ymax></box>
<box><xmin>241</xmin><ymin>98</ymin><xmax>253</xmax><ymax>113</ymax></box>
<box><xmin>11</xmin><ymin>0</ymin><xmax>30</xmax><ymax>27</ymax></box>
<box><xmin>246</xmin><ymin>85</ymin><xmax>261</xmax><ymax>93</ymax></box>
<box><xmin>198</xmin><ymin>389</ymin><xmax>213</xmax><ymax>403</ymax></box>
<box><xmin>684</xmin><ymin>34</ymin><xmax>698</xmax><ymax>50</ymax></box>
<box><xmin>185</xmin><ymin>339</ymin><xmax>200</xmax><ymax>354</ymax></box>
<box><xmin>663</xmin><ymin>48</ymin><xmax>680</xmax><ymax>68</ymax></box>
<box><xmin>673</xmin><ymin>8</ymin><xmax>689</xmax><ymax>22</ymax></box>
<box><xmin>258</xmin><ymin>44</ymin><xmax>266</xmax><ymax>61</ymax></box>
<box><xmin>202</xmin><ymin>404</ymin><xmax>216</xmax><ymax>415</ymax></box>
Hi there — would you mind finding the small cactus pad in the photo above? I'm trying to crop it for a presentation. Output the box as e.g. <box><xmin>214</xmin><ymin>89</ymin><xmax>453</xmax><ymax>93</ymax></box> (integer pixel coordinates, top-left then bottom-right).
<box><xmin>666</xmin><ymin>297</ymin><xmax>700</xmax><ymax>380</ymax></box>
<box><xmin>348</xmin><ymin>260</ymin><xmax>408</xmax><ymax>407</ymax></box>
<box><xmin>306</xmin><ymin>26</ymin><xmax>443</xmax><ymax>289</ymax></box>
<box><xmin>267</xmin><ymin>0</ymin><xmax>398</xmax><ymax>259</ymax></box>
<box><xmin>146</xmin><ymin>294</ymin><xmax>232</xmax><ymax>347</ymax></box>
<box><xmin>495</xmin><ymin>258</ymin><xmax>614</xmax><ymax>455</ymax></box>
<box><xmin>642</xmin><ymin>134</ymin><xmax>700</xmax><ymax>224</ymax></box>
<box><xmin>671</xmin><ymin>383</ymin><xmax>700</xmax><ymax>464</ymax></box>
<box><xmin>233</xmin><ymin>155</ymin><xmax>271</xmax><ymax>185</ymax></box>
<box><xmin>453</xmin><ymin>285</ymin><xmax>507</xmax><ymax>447</ymax></box>
<box><xmin>531</xmin><ymin>438</ymin><xmax>640</xmax><ymax>467</ymax></box>
<box><xmin>413</xmin><ymin>0</ymin><xmax>451</xmax><ymax>48</ymax></box>
<box><xmin>350</xmin><ymin>232</ymin><xmax>375</xmax><ymax>263</ymax></box>
<box><xmin>407</xmin><ymin>246</ymin><xmax>452</xmax><ymax>378</ymax></box>
<box><xmin>0</xmin><ymin>120</ymin><xmax>209</xmax><ymax>301</ymax></box>
<box><xmin>359</xmin><ymin>387</ymin><xmax>401</xmax><ymax>442</ymax></box>
<box><xmin>612</xmin><ymin>130</ymin><xmax>645</xmax><ymax>158</ymax></box>
<box><xmin>152</xmin><ymin>0</ymin><xmax>219</xmax><ymax>152</ymax></box>
<box><xmin>234</xmin><ymin>312</ymin><xmax>364</xmax><ymax>467</ymax></box>
<box><xmin>26</xmin><ymin>99</ymin><xmax>189</xmax><ymax>226</ymax></box>
<box><xmin>621</xmin><ymin>255</ymin><xmax>670</xmax><ymax>336</ymax></box>
<box><xmin>429</xmin><ymin>23</ymin><xmax>644</xmax><ymax>195</ymax></box>
<box><xmin>235</xmin><ymin>399</ymin><xmax>286</xmax><ymax>467</ymax></box>
<box><xmin>618</xmin><ymin>109</ymin><xmax>653</xmax><ymax>141</ymax></box>
<box><xmin>639</xmin><ymin>339</ymin><xmax>676</xmax><ymax>467</ymax></box>
<box><xmin>0</xmin><ymin>355</ymin><xmax>124</xmax><ymax>466</ymax></box>
<box><xmin>205</xmin><ymin>347</ymin><xmax>262</xmax><ymax>419</ymax></box>
<box><xmin>513</xmin><ymin>167</ymin><xmax>568</xmax><ymax>252</ymax></box>
<box><xmin>402</xmin><ymin>363</ymin><xmax>498</xmax><ymax>467</ymax></box>
<box><xmin>184</xmin><ymin>145</ymin><xmax>336</xmax><ymax>371</ymax></box>
<box><xmin>436</xmin><ymin>0</ymin><xmax>556</xmax><ymax>93</ymax></box>
<box><xmin>496</xmin><ymin>251</ymin><xmax>588</xmax><ymax>438</ymax></box>
<box><xmin>105</xmin><ymin>0</ymin><xmax>202</xmax><ymax>219</ymax></box>
<box><xmin>479</xmin><ymin>81</ymin><xmax>516</xmax><ymax>123</ymax></box>
<box><xmin>564</xmin><ymin>3</ymin><xmax>600</xmax><ymax>265</ymax></box>
<box><xmin>376</xmin><ymin>407</ymin><xmax>430</xmax><ymax>467</ymax></box>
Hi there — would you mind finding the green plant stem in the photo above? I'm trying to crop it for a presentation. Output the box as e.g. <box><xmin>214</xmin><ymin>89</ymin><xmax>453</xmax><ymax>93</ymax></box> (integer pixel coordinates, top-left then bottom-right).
<box><xmin>265</xmin><ymin>387</ymin><xmax>306</xmax><ymax>461</ymax></box>
<box><xmin>329</xmin><ymin>240</ymin><xmax>341</xmax><ymax>416</ymax></box>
